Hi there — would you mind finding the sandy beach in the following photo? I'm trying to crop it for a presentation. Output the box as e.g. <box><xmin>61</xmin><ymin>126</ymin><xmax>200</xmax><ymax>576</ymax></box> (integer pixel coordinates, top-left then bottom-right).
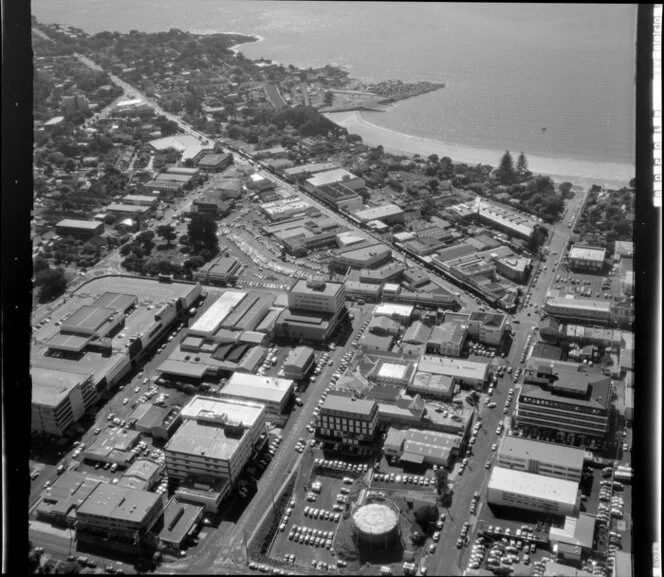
<box><xmin>325</xmin><ymin>111</ymin><xmax>634</xmax><ymax>189</ymax></box>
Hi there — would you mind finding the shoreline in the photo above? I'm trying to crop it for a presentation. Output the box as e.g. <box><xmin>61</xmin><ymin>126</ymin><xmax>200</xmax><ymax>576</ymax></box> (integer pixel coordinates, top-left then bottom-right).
<box><xmin>325</xmin><ymin>111</ymin><xmax>634</xmax><ymax>189</ymax></box>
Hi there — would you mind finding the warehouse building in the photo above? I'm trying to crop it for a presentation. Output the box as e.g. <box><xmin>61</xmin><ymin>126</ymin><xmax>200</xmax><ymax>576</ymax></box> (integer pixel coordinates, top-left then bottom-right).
<box><xmin>304</xmin><ymin>168</ymin><xmax>365</xmax><ymax>194</ymax></box>
<box><xmin>383</xmin><ymin>427</ymin><xmax>462</xmax><ymax>467</ymax></box>
<box><xmin>548</xmin><ymin>513</ymin><xmax>597</xmax><ymax>563</ymax></box>
<box><xmin>497</xmin><ymin>437</ymin><xmax>585</xmax><ymax>482</ymax></box>
<box><xmin>55</xmin><ymin>219</ymin><xmax>104</xmax><ymax>238</ymax></box>
<box><xmin>165</xmin><ymin>396</ymin><xmax>267</xmax><ymax>511</ymax></box>
<box><xmin>195</xmin><ymin>152</ymin><xmax>233</xmax><ymax>172</ymax></box>
<box><xmin>568</xmin><ymin>245</ymin><xmax>606</xmax><ymax>272</ymax></box>
<box><xmin>260</xmin><ymin>198</ymin><xmax>314</xmax><ymax>221</ymax></box>
<box><xmin>121</xmin><ymin>194</ymin><xmax>158</xmax><ymax>207</ymax></box>
<box><xmin>283</xmin><ymin>162</ymin><xmax>340</xmax><ymax>181</ymax></box>
<box><xmin>487</xmin><ymin>467</ymin><xmax>580</xmax><ymax>516</ymax></box>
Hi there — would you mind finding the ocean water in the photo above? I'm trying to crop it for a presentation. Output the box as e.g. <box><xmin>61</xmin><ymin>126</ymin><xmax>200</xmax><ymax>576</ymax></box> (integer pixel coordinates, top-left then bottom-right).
<box><xmin>32</xmin><ymin>1</ymin><xmax>636</xmax><ymax>167</ymax></box>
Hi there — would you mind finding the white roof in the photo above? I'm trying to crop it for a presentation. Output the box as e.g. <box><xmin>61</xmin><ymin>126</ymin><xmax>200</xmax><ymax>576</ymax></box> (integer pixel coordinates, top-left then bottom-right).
<box><xmin>569</xmin><ymin>245</ymin><xmax>606</xmax><ymax>262</ymax></box>
<box><xmin>115</xmin><ymin>98</ymin><xmax>144</xmax><ymax>108</ymax></box>
<box><xmin>374</xmin><ymin>303</ymin><xmax>414</xmax><ymax>318</ymax></box>
<box><xmin>149</xmin><ymin>134</ymin><xmax>208</xmax><ymax>161</ymax></box>
<box><xmin>377</xmin><ymin>362</ymin><xmax>409</xmax><ymax>381</ymax></box>
<box><xmin>417</xmin><ymin>355</ymin><xmax>489</xmax><ymax>381</ymax></box>
<box><xmin>478</xmin><ymin>200</ymin><xmax>537</xmax><ymax>237</ymax></box>
<box><xmin>180</xmin><ymin>395</ymin><xmax>264</xmax><ymax>426</ymax></box>
<box><xmin>546</xmin><ymin>297</ymin><xmax>612</xmax><ymax>312</ymax></box>
<box><xmin>221</xmin><ymin>373</ymin><xmax>294</xmax><ymax>404</ymax></box>
<box><xmin>189</xmin><ymin>291</ymin><xmax>246</xmax><ymax>335</ymax></box>
<box><xmin>354</xmin><ymin>204</ymin><xmax>403</xmax><ymax>222</ymax></box>
<box><xmin>305</xmin><ymin>168</ymin><xmax>358</xmax><ymax>188</ymax></box>
<box><xmin>489</xmin><ymin>467</ymin><xmax>579</xmax><ymax>506</ymax></box>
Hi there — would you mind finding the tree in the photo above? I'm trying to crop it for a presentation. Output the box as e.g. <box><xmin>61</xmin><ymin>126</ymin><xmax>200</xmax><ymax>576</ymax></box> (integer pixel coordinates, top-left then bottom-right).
<box><xmin>35</xmin><ymin>268</ymin><xmax>67</xmax><ymax>303</ymax></box>
<box><xmin>33</xmin><ymin>257</ymin><xmax>50</xmax><ymax>274</ymax></box>
<box><xmin>428</xmin><ymin>178</ymin><xmax>439</xmax><ymax>191</ymax></box>
<box><xmin>496</xmin><ymin>150</ymin><xmax>516</xmax><ymax>184</ymax></box>
<box><xmin>156</xmin><ymin>224</ymin><xmax>177</xmax><ymax>247</ymax></box>
<box><xmin>428</xmin><ymin>153</ymin><xmax>439</xmax><ymax>164</ymax></box>
<box><xmin>413</xmin><ymin>503</ymin><xmax>437</xmax><ymax>532</ymax></box>
<box><xmin>187</xmin><ymin>212</ymin><xmax>218</xmax><ymax>253</ymax></box>
<box><xmin>323</xmin><ymin>91</ymin><xmax>334</xmax><ymax>106</ymax></box>
<box><xmin>420</xmin><ymin>197</ymin><xmax>435</xmax><ymax>221</ymax></box>
<box><xmin>516</xmin><ymin>151</ymin><xmax>529</xmax><ymax>174</ymax></box>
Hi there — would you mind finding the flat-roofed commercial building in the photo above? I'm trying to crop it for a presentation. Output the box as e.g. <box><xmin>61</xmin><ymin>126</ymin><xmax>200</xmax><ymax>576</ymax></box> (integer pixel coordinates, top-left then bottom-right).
<box><xmin>408</xmin><ymin>373</ymin><xmax>456</xmax><ymax>401</ymax></box>
<box><xmin>466</xmin><ymin>311</ymin><xmax>508</xmax><ymax>346</ymax></box>
<box><xmin>568</xmin><ymin>245</ymin><xmax>606</xmax><ymax>271</ymax></box>
<box><xmin>288</xmin><ymin>280</ymin><xmax>345</xmax><ymax>317</ymax></box>
<box><xmin>282</xmin><ymin>346</ymin><xmax>316</xmax><ymax>380</ymax></box>
<box><xmin>416</xmin><ymin>355</ymin><xmax>490</xmax><ymax>389</ymax></box>
<box><xmin>193</xmin><ymin>256</ymin><xmax>242</xmax><ymax>285</ymax></box>
<box><xmin>283</xmin><ymin>162</ymin><xmax>340</xmax><ymax>181</ymax></box>
<box><xmin>374</xmin><ymin>303</ymin><xmax>414</xmax><ymax>324</ymax></box>
<box><xmin>426</xmin><ymin>322</ymin><xmax>468</xmax><ymax>357</ymax></box>
<box><xmin>196</xmin><ymin>152</ymin><xmax>233</xmax><ymax>172</ymax></box>
<box><xmin>353</xmin><ymin>204</ymin><xmax>405</xmax><ymax>225</ymax></box>
<box><xmin>275</xmin><ymin>308</ymin><xmax>337</xmax><ymax>343</ymax></box>
<box><xmin>368</xmin><ymin>360</ymin><xmax>416</xmax><ymax>387</ymax></box>
<box><xmin>548</xmin><ymin>513</ymin><xmax>597</xmax><ymax>563</ymax></box>
<box><xmin>31</xmin><ymin>367</ymin><xmax>96</xmax><ymax>436</ymax></box>
<box><xmin>121</xmin><ymin>194</ymin><xmax>158</xmax><ymax>207</ymax></box>
<box><xmin>331</xmin><ymin>242</ymin><xmax>392</xmax><ymax>271</ymax></box>
<box><xmin>497</xmin><ymin>437</ymin><xmax>584</xmax><ymax>482</ymax></box>
<box><xmin>157</xmin><ymin>497</ymin><xmax>204</xmax><ymax>553</ymax></box>
<box><xmin>359</xmin><ymin>262</ymin><xmax>405</xmax><ymax>284</ymax></box>
<box><xmin>106</xmin><ymin>203</ymin><xmax>151</xmax><ymax>220</ymax></box>
<box><xmin>263</xmin><ymin>215</ymin><xmax>347</xmax><ymax>256</ymax></box>
<box><xmin>247</xmin><ymin>173</ymin><xmax>275</xmax><ymax>192</ymax></box>
<box><xmin>261</xmin><ymin>198</ymin><xmax>313</xmax><ymax>221</ymax></box>
<box><xmin>55</xmin><ymin>219</ymin><xmax>104</xmax><ymax>238</ymax></box>
<box><xmin>497</xmin><ymin>256</ymin><xmax>531</xmax><ymax>283</ymax></box>
<box><xmin>312</xmin><ymin>182</ymin><xmax>363</xmax><ymax>211</ymax></box>
<box><xmin>487</xmin><ymin>467</ymin><xmax>580</xmax><ymax>516</ymax></box>
<box><xmin>75</xmin><ymin>483</ymin><xmax>166</xmax><ymax>544</ymax></box>
<box><xmin>544</xmin><ymin>293</ymin><xmax>613</xmax><ymax>325</ymax></box>
<box><xmin>304</xmin><ymin>168</ymin><xmax>364</xmax><ymax>193</ymax></box>
<box><xmin>478</xmin><ymin>200</ymin><xmax>538</xmax><ymax>240</ymax></box>
<box><xmin>36</xmin><ymin>472</ymin><xmax>102</xmax><ymax>527</ymax></box>
<box><xmin>515</xmin><ymin>373</ymin><xmax>612</xmax><ymax>438</ymax></box>
<box><xmin>220</xmin><ymin>373</ymin><xmax>295</xmax><ymax>417</ymax></box>
<box><xmin>316</xmin><ymin>395</ymin><xmax>379</xmax><ymax>454</ymax></box>
<box><xmin>166</xmin><ymin>396</ymin><xmax>266</xmax><ymax>495</ymax></box>
<box><xmin>149</xmin><ymin>134</ymin><xmax>212</xmax><ymax>162</ymax></box>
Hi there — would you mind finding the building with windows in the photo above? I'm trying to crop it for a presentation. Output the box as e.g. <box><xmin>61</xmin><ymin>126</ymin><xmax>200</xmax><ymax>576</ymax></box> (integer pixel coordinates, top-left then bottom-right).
<box><xmin>487</xmin><ymin>467</ymin><xmax>580</xmax><ymax>516</ymax></box>
<box><xmin>331</xmin><ymin>242</ymin><xmax>392</xmax><ymax>271</ymax></box>
<box><xmin>383</xmin><ymin>427</ymin><xmax>462</xmax><ymax>467</ymax></box>
<box><xmin>36</xmin><ymin>472</ymin><xmax>102</xmax><ymax>527</ymax></box>
<box><xmin>304</xmin><ymin>168</ymin><xmax>364</xmax><ymax>194</ymax></box>
<box><xmin>568</xmin><ymin>245</ymin><xmax>606</xmax><ymax>272</ymax></box>
<box><xmin>165</xmin><ymin>396</ymin><xmax>266</xmax><ymax>510</ymax></box>
<box><xmin>282</xmin><ymin>346</ymin><xmax>316</xmax><ymax>380</ymax></box>
<box><xmin>416</xmin><ymin>355</ymin><xmax>490</xmax><ymax>390</ymax></box>
<box><xmin>75</xmin><ymin>483</ymin><xmax>166</xmax><ymax>544</ymax></box>
<box><xmin>515</xmin><ymin>370</ymin><xmax>612</xmax><ymax>438</ymax></box>
<box><xmin>544</xmin><ymin>293</ymin><xmax>613</xmax><ymax>325</ymax></box>
<box><xmin>195</xmin><ymin>152</ymin><xmax>233</xmax><ymax>172</ymax></box>
<box><xmin>373</xmin><ymin>303</ymin><xmax>414</xmax><ymax>324</ymax></box>
<box><xmin>219</xmin><ymin>373</ymin><xmax>295</xmax><ymax>418</ymax></box>
<box><xmin>193</xmin><ymin>256</ymin><xmax>242</xmax><ymax>285</ymax></box>
<box><xmin>121</xmin><ymin>194</ymin><xmax>158</xmax><ymax>207</ymax></box>
<box><xmin>283</xmin><ymin>162</ymin><xmax>340</xmax><ymax>181</ymax></box>
<box><xmin>55</xmin><ymin>219</ymin><xmax>104</xmax><ymax>238</ymax></box>
<box><xmin>31</xmin><ymin>368</ymin><xmax>97</xmax><ymax>436</ymax></box>
<box><xmin>288</xmin><ymin>280</ymin><xmax>345</xmax><ymax>317</ymax></box>
<box><xmin>426</xmin><ymin>322</ymin><xmax>468</xmax><ymax>357</ymax></box>
<box><xmin>353</xmin><ymin>204</ymin><xmax>405</xmax><ymax>225</ymax></box>
<box><xmin>497</xmin><ymin>437</ymin><xmax>584</xmax><ymax>482</ymax></box>
<box><xmin>316</xmin><ymin>395</ymin><xmax>379</xmax><ymax>453</ymax></box>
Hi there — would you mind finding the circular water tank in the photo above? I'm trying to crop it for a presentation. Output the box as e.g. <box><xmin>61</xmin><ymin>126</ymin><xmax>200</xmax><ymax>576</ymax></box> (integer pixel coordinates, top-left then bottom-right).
<box><xmin>352</xmin><ymin>501</ymin><xmax>400</xmax><ymax>550</ymax></box>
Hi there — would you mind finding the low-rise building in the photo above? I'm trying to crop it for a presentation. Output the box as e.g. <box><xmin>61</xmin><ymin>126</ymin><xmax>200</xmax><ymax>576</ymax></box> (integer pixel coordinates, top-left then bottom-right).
<box><xmin>426</xmin><ymin>322</ymin><xmax>468</xmax><ymax>357</ymax></box>
<box><xmin>383</xmin><ymin>427</ymin><xmax>462</xmax><ymax>467</ymax></box>
<box><xmin>487</xmin><ymin>467</ymin><xmax>580</xmax><ymax>516</ymax></box>
<box><xmin>282</xmin><ymin>346</ymin><xmax>316</xmax><ymax>380</ymax></box>
<box><xmin>416</xmin><ymin>355</ymin><xmax>490</xmax><ymax>390</ymax></box>
<box><xmin>331</xmin><ymin>242</ymin><xmax>392</xmax><ymax>271</ymax></box>
<box><xmin>193</xmin><ymin>256</ymin><xmax>242</xmax><ymax>285</ymax></box>
<box><xmin>195</xmin><ymin>152</ymin><xmax>233</xmax><ymax>172</ymax></box>
<box><xmin>75</xmin><ymin>484</ymin><xmax>166</xmax><ymax>545</ymax></box>
<box><xmin>353</xmin><ymin>204</ymin><xmax>405</xmax><ymax>225</ymax></box>
<box><xmin>36</xmin><ymin>472</ymin><xmax>102</xmax><ymax>527</ymax></box>
<box><xmin>544</xmin><ymin>293</ymin><xmax>613</xmax><ymax>325</ymax></box>
<box><xmin>497</xmin><ymin>437</ymin><xmax>585</xmax><ymax>482</ymax></box>
<box><xmin>548</xmin><ymin>513</ymin><xmax>597</xmax><ymax>563</ymax></box>
<box><xmin>157</xmin><ymin>498</ymin><xmax>204</xmax><ymax>554</ymax></box>
<box><xmin>55</xmin><ymin>219</ymin><xmax>104</xmax><ymax>238</ymax></box>
<box><xmin>373</xmin><ymin>303</ymin><xmax>414</xmax><ymax>324</ymax></box>
<box><xmin>220</xmin><ymin>373</ymin><xmax>295</xmax><ymax>418</ymax></box>
<box><xmin>121</xmin><ymin>194</ymin><xmax>158</xmax><ymax>207</ymax></box>
<box><xmin>568</xmin><ymin>245</ymin><xmax>606</xmax><ymax>271</ymax></box>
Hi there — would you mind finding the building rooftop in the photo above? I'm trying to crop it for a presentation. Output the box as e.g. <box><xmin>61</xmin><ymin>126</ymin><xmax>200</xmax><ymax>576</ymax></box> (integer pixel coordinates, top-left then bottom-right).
<box><xmin>31</xmin><ymin>367</ymin><xmax>92</xmax><ymax>408</ymax></box>
<box><xmin>499</xmin><ymin>437</ymin><xmax>585</xmax><ymax>470</ymax></box>
<box><xmin>61</xmin><ymin>305</ymin><xmax>117</xmax><ymax>334</ymax></box>
<box><xmin>306</xmin><ymin>168</ymin><xmax>359</xmax><ymax>188</ymax></box>
<box><xmin>402</xmin><ymin>321</ymin><xmax>433</xmax><ymax>345</ymax></box>
<box><xmin>321</xmin><ymin>394</ymin><xmax>377</xmax><ymax>417</ymax></box>
<box><xmin>569</xmin><ymin>245</ymin><xmax>606</xmax><ymax>262</ymax></box>
<box><xmin>374</xmin><ymin>303</ymin><xmax>414</xmax><ymax>318</ymax></box>
<box><xmin>158</xmin><ymin>498</ymin><xmax>203</xmax><ymax>546</ymax></box>
<box><xmin>37</xmin><ymin>472</ymin><xmax>101</xmax><ymax>518</ymax></box>
<box><xmin>166</xmin><ymin>418</ymin><xmax>247</xmax><ymax>461</ymax></box>
<box><xmin>488</xmin><ymin>466</ymin><xmax>579</xmax><ymax>506</ymax></box>
<box><xmin>375</xmin><ymin>361</ymin><xmax>413</xmax><ymax>382</ymax></box>
<box><xmin>221</xmin><ymin>373</ymin><xmax>294</xmax><ymax>405</ymax></box>
<box><xmin>197</xmin><ymin>153</ymin><xmax>231</xmax><ymax>166</ymax></box>
<box><xmin>291</xmin><ymin>279</ymin><xmax>344</xmax><ymax>297</ymax></box>
<box><xmin>520</xmin><ymin>374</ymin><xmax>612</xmax><ymax>410</ymax></box>
<box><xmin>77</xmin><ymin>483</ymin><xmax>162</xmax><ymax>523</ymax></box>
<box><xmin>180</xmin><ymin>395</ymin><xmax>265</xmax><ymax>427</ymax></box>
<box><xmin>189</xmin><ymin>291</ymin><xmax>246</xmax><ymax>335</ymax></box>
<box><xmin>56</xmin><ymin>219</ymin><xmax>103</xmax><ymax>230</ymax></box>
<box><xmin>149</xmin><ymin>134</ymin><xmax>209</xmax><ymax>161</ymax></box>
<box><xmin>353</xmin><ymin>204</ymin><xmax>404</xmax><ymax>222</ymax></box>
<box><xmin>546</xmin><ymin>296</ymin><xmax>612</xmax><ymax>313</ymax></box>
<box><xmin>284</xmin><ymin>346</ymin><xmax>315</xmax><ymax>369</ymax></box>
<box><xmin>429</xmin><ymin>322</ymin><xmax>468</xmax><ymax>346</ymax></box>
<box><xmin>417</xmin><ymin>355</ymin><xmax>490</xmax><ymax>381</ymax></box>
<box><xmin>284</xmin><ymin>162</ymin><xmax>339</xmax><ymax>176</ymax></box>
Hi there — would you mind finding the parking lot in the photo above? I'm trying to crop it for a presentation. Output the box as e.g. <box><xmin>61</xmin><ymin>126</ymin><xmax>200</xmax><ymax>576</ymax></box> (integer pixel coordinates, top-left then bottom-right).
<box><xmin>550</xmin><ymin>266</ymin><xmax>623</xmax><ymax>300</ymax></box>
<box><xmin>269</xmin><ymin>471</ymin><xmax>350</xmax><ymax>570</ymax></box>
